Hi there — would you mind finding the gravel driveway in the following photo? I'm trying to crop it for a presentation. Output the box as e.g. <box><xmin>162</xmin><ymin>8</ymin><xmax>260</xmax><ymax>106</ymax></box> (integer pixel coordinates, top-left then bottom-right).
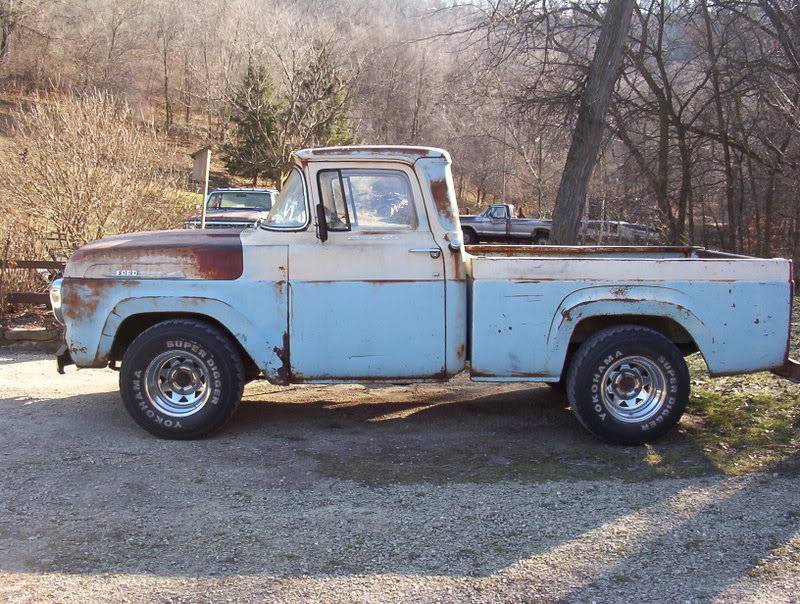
<box><xmin>0</xmin><ymin>351</ymin><xmax>798</xmax><ymax>603</ymax></box>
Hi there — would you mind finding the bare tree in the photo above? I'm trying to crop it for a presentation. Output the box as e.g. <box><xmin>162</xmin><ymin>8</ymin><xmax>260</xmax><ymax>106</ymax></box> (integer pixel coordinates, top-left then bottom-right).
<box><xmin>549</xmin><ymin>0</ymin><xmax>636</xmax><ymax>244</ymax></box>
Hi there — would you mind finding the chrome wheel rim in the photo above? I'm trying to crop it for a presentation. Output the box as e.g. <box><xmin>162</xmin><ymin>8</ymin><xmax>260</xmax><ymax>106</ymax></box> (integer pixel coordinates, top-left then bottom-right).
<box><xmin>600</xmin><ymin>355</ymin><xmax>667</xmax><ymax>423</ymax></box>
<box><xmin>144</xmin><ymin>350</ymin><xmax>212</xmax><ymax>417</ymax></box>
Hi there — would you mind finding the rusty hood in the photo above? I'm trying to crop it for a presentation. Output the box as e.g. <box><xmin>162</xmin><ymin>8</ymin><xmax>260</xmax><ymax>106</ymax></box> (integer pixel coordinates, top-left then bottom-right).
<box><xmin>64</xmin><ymin>229</ymin><xmax>244</xmax><ymax>280</ymax></box>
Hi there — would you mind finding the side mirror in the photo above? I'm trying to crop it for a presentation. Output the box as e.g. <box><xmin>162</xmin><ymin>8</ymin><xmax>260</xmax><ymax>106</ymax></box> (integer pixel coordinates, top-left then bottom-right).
<box><xmin>315</xmin><ymin>203</ymin><xmax>328</xmax><ymax>242</ymax></box>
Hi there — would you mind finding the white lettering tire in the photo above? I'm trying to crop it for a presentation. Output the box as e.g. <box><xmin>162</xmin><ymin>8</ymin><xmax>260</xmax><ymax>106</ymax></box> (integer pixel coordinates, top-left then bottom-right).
<box><xmin>120</xmin><ymin>319</ymin><xmax>245</xmax><ymax>439</ymax></box>
<box><xmin>566</xmin><ymin>325</ymin><xmax>689</xmax><ymax>445</ymax></box>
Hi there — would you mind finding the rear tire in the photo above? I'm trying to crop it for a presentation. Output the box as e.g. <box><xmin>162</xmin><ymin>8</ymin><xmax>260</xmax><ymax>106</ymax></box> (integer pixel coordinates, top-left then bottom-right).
<box><xmin>566</xmin><ymin>325</ymin><xmax>689</xmax><ymax>445</ymax></box>
<box><xmin>120</xmin><ymin>319</ymin><xmax>245</xmax><ymax>439</ymax></box>
<box><xmin>462</xmin><ymin>228</ymin><xmax>478</xmax><ymax>245</ymax></box>
<box><xmin>532</xmin><ymin>232</ymin><xmax>549</xmax><ymax>244</ymax></box>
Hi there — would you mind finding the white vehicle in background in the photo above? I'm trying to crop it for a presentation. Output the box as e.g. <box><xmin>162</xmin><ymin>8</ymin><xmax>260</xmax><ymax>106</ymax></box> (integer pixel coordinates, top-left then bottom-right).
<box><xmin>184</xmin><ymin>188</ymin><xmax>278</xmax><ymax>229</ymax></box>
<box><xmin>581</xmin><ymin>220</ymin><xmax>661</xmax><ymax>244</ymax></box>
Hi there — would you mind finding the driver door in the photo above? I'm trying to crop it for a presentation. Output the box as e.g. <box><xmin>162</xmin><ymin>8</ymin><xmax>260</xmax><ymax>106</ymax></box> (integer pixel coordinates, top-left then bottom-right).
<box><xmin>288</xmin><ymin>162</ymin><xmax>447</xmax><ymax>380</ymax></box>
<box><xmin>488</xmin><ymin>205</ymin><xmax>510</xmax><ymax>237</ymax></box>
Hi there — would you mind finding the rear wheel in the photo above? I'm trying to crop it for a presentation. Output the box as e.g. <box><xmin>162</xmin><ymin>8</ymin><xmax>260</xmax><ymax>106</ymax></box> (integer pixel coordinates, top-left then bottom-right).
<box><xmin>120</xmin><ymin>319</ymin><xmax>245</xmax><ymax>439</ymax></box>
<box><xmin>462</xmin><ymin>228</ymin><xmax>478</xmax><ymax>245</ymax></box>
<box><xmin>566</xmin><ymin>325</ymin><xmax>689</xmax><ymax>445</ymax></box>
<box><xmin>532</xmin><ymin>231</ymin><xmax>549</xmax><ymax>244</ymax></box>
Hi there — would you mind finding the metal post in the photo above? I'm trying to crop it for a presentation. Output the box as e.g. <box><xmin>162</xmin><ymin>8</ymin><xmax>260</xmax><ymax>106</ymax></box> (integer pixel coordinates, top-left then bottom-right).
<box><xmin>200</xmin><ymin>149</ymin><xmax>211</xmax><ymax>229</ymax></box>
<box><xmin>500</xmin><ymin>121</ymin><xmax>507</xmax><ymax>204</ymax></box>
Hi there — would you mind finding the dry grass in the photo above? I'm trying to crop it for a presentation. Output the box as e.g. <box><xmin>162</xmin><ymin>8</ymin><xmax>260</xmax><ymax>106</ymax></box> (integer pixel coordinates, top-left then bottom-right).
<box><xmin>685</xmin><ymin>298</ymin><xmax>800</xmax><ymax>474</ymax></box>
<box><xmin>0</xmin><ymin>91</ymin><xmax>193</xmax><ymax>263</ymax></box>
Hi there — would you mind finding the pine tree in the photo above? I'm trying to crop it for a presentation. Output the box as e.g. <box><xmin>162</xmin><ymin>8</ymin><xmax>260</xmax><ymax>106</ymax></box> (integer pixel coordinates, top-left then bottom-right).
<box><xmin>221</xmin><ymin>60</ymin><xmax>277</xmax><ymax>186</ymax></box>
<box><xmin>289</xmin><ymin>44</ymin><xmax>354</xmax><ymax>149</ymax></box>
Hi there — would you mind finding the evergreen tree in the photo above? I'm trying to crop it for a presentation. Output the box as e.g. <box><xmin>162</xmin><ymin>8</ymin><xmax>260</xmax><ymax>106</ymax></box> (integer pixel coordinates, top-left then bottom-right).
<box><xmin>221</xmin><ymin>60</ymin><xmax>277</xmax><ymax>186</ymax></box>
<box><xmin>288</xmin><ymin>44</ymin><xmax>354</xmax><ymax>149</ymax></box>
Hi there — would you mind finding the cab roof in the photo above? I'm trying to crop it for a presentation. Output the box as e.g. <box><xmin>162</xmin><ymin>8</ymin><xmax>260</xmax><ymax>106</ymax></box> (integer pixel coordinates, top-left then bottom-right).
<box><xmin>293</xmin><ymin>145</ymin><xmax>449</xmax><ymax>164</ymax></box>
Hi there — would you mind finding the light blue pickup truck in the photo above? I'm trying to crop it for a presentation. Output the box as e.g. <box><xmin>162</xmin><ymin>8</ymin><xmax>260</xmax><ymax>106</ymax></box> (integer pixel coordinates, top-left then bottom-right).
<box><xmin>49</xmin><ymin>146</ymin><xmax>798</xmax><ymax>444</ymax></box>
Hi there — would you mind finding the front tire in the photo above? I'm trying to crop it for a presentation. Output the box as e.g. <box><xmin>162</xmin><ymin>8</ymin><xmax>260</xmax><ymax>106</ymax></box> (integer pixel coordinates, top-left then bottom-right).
<box><xmin>120</xmin><ymin>319</ymin><xmax>245</xmax><ymax>439</ymax></box>
<box><xmin>566</xmin><ymin>325</ymin><xmax>689</xmax><ymax>445</ymax></box>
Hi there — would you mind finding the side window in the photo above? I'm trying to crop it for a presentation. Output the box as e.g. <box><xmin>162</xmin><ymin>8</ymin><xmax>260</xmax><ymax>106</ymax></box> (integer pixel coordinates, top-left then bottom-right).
<box><xmin>318</xmin><ymin>169</ymin><xmax>418</xmax><ymax>231</ymax></box>
<box><xmin>490</xmin><ymin>206</ymin><xmax>507</xmax><ymax>219</ymax></box>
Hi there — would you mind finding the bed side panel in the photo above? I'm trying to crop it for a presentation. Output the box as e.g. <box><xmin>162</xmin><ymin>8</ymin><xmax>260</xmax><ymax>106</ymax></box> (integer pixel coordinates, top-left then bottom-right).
<box><xmin>469</xmin><ymin>256</ymin><xmax>792</xmax><ymax>379</ymax></box>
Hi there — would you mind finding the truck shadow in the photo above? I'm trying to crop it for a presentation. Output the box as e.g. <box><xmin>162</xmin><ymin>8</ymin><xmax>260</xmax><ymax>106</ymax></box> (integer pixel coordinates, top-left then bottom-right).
<box><xmin>231</xmin><ymin>381</ymin><xmax>720</xmax><ymax>484</ymax></box>
<box><xmin>1</xmin><ymin>383</ymin><xmax>796</xmax><ymax>596</ymax></box>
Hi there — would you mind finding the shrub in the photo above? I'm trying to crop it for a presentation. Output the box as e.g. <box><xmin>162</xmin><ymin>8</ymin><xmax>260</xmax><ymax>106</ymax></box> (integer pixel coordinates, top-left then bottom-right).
<box><xmin>0</xmin><ymin>91</ymin><xmax>187</xmax><ymax>260</ymax></box>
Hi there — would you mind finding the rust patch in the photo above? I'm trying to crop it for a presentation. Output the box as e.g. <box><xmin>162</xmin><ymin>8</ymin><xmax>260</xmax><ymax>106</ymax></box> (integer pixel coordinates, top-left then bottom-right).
<box><xmin>430</xmin><ymin>176</ymin><xmax>457</xmax><ymax>225</ymax></box>
<box><xmin>62</xmin><ymin>278</ymin><xmax>117</xmax><ymax>322</ymax></box>
<box><xmin>272</xmin><ymin>331</ymin><xmax>291</xmax><ymax>384</ymax></box>
<box><xmin>456</xmin><ymin>343</ymin><xmax>465</xmax><ymax>360</ymax></box>
<box><xmin>561</xmin><ymin>308</ymin><xmax>573</xmax><ymax>322</ymax></box>
<box><xmin>470</xmin><ymin>369</ymin><xmax>552</xmax><ymax>379</ymax></box>
<box><xmin>610</xmin><ymin>286</ymin><xmax>630</xmax><ymax>297</ymax></box>
<box><xmin>68</xmin><ymin>230</ymin><xmax>243</xmax><ymax>280</ymax></box>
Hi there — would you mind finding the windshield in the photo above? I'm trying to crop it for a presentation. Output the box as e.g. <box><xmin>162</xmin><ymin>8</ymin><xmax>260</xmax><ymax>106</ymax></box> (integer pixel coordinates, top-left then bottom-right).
<box><xmin>262</xmin><ymin>169</ymin><xmax>308</xmax><ymax>229</ymax></box>
<box><xmin>208</xmin><ymin>191</ymin><xmax>273</xmax><ymax>210</ymax></box>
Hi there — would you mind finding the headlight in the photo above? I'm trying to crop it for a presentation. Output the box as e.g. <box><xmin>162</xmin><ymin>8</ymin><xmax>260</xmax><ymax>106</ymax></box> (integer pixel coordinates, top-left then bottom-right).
<box><xmin>49</xmin><ymin>277</ymin><xmax>64</xmax><ymax>324</ymax></box>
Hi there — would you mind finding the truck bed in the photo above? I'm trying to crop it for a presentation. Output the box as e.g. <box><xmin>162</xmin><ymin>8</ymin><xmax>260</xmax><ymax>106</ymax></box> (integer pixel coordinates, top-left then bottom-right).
<box><xmin>465</xmin><ymin>245</ymin><xmax>793</xmax><ymax>380</ymax></box>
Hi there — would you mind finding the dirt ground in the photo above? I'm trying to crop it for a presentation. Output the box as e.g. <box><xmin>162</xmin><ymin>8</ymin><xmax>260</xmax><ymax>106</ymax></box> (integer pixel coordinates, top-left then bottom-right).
<box><xmin>0</xmin><ymin>350</ymin><xmax>799</xmax><ymax>603</ymax></box>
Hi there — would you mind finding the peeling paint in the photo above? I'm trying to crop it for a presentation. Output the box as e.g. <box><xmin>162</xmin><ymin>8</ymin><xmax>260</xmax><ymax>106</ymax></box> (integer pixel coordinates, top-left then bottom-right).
<box><xmin>273</xmin><ymin>331</ymin><xmax>291</xmax><ymax>384</ymax></box>
<box><xmin>66</xmin><ymin>230</ymin><xmax>244</xmax><ymax>280</ymax></box>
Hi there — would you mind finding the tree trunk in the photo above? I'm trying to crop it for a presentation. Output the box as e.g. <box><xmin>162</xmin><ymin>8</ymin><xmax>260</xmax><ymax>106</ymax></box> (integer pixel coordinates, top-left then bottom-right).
<box><xmin>162</xmin><ymin>41</ymin><xmax>172</xmax><ymax>132</ymax></box>
<box><xmin>700</xmin><ymin>0</ymin><xmax>736</xmax><ymax>251</ymax></box>
<box><xmin>550</xmin><ymin>0</ymin><xmax>636</xmax><ymax>245</ymax></box>
<box><xmin>0</xmin><ymin>14</ymin><xmax>14</xmax><ymax>69</ymax></box>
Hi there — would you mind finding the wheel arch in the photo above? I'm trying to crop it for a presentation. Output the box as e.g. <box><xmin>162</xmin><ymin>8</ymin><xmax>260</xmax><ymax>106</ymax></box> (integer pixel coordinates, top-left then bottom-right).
<box><xmin>99</xmin><ymin>296</ymin><xmax>287</xmax><ymax>383</ymax></box>
<box><xmin>461</xmin><ymin>225</ymin><xmax>478</xmax><ymax>240</ymax></box>
<box><xmin>546</xmin><ymin>285</ymin><xmax>710</xmax><ymax>377</ymax></box>
<box><xmin>110</xmin><ymin>312</ymin><xmax>260</xmax><ymax>380</ymax></box>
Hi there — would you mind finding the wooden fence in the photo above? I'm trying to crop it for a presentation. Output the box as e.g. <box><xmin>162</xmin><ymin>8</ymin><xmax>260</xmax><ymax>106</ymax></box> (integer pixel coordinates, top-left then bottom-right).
<box><xmin>0</xmin><ymin>260</ymin><xmax>65</xmax><ymax>309</ymax></box>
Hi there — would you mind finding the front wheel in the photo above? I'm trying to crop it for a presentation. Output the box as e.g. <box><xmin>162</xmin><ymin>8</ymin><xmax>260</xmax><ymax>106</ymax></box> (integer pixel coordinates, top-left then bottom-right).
<box><xmin>566</xmin><ymin>325</ymin><xmax>689</xmax><ymax>445</ymax></box>
<box><xmin>120</xmin><ymin>319</ymin><xmax>245</xmax><ymax>439</ymax></box>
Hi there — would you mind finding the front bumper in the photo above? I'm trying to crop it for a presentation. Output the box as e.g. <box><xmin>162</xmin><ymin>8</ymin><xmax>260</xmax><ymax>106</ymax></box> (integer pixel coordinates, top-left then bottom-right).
<box><xmin>49</xmin><ymin>277</ymin><xmax>64</xmax><ymax>324</ymax></box>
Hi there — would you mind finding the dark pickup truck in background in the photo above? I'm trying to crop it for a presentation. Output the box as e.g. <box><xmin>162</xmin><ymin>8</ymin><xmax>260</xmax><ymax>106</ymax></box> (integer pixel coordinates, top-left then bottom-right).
<box><xmin>459</xmin><ymin>204</ymin><xmax>552</xmax><ymax>244</ymax></box>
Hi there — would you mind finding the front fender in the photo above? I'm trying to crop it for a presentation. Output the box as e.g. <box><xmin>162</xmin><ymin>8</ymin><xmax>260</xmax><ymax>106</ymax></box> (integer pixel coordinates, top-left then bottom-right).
<box><xmin>62</xmin><ymin>278</ymin><xmax>288</xmax><ymax>382</ymax></box>
<box><xmin>545</xmin><ymin>285</ymin><xmax>710</xmax><ymax>375</ymax></box>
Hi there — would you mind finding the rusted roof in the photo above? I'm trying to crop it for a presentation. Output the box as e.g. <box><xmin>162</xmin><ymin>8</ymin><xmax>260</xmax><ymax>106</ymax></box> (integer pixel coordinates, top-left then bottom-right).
<box><xmin>293</xmin><ymin>145</ymin><xmax>449</xmax><ymax>163</ymax></box>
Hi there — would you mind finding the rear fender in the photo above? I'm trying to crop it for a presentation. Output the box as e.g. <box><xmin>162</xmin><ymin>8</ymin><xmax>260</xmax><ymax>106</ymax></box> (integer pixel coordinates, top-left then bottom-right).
<box><xmin>546</xmin><ymin>285</ymin><xmax>710</xmax><ymax>375</ymax></box>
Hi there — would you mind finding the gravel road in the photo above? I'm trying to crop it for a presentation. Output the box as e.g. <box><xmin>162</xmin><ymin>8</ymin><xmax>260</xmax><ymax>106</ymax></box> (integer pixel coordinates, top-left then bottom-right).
<box><xmin>0</xmin><ymin>350</ymin><xmax>798</xmax><ymax>603</ymax></box>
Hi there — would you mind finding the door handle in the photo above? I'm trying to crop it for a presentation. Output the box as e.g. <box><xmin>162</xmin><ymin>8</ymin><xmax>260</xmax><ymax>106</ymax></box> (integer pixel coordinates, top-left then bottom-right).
<box><xmin>409</xmin><ymin>247</ymin><xmax>442</xmax><ymax>259</ymax></box>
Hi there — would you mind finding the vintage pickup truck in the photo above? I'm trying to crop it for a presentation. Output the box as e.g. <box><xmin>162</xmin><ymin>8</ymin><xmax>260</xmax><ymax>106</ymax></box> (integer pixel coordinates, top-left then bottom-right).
<box><xmin>49</xmin><ymin>146</ymin><xmax>799</xmax><ymax>444</ymax></box>
<box><xmin>460</xmin><ymin>203</ymin><xmax>552</xmax><ymax>244</ymax></box>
